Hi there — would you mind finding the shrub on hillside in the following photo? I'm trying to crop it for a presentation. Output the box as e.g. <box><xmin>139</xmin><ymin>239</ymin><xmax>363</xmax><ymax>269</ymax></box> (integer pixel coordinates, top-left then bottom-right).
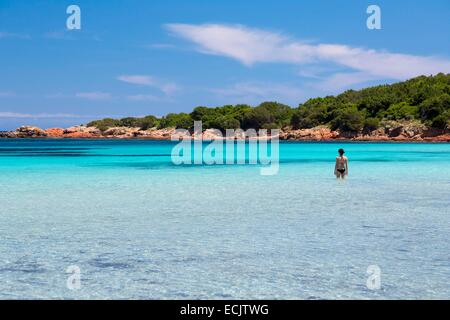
<box><xmin>330</xmin><ymin>106</ymin><xmax>365</xmax><ymax>132</ymax></box>
<box><xmin>158</xmin><ymin>113</ymin><xmax>192</xmax><ymax>129</ymax></box>
<box><xmin>363</xmin><ymin>117</ymin><xmax>381</xmax><ymax>133</ymax></box>
<box><xmin>383</xmin><ymin>102</ymin><xmax>419</xmax><ymax>120</ymax></box>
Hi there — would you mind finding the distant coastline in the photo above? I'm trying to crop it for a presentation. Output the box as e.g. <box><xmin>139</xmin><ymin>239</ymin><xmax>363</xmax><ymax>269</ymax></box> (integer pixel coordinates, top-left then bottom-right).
<box><xmin>2</xmin><ymin>74</ymin><xmax>449</xmax><ymax>142</ymax></box>
<box><xmin>1</xmin><ymin>122</ymin><xmax>449</xmax><ymax>142</ymax></box>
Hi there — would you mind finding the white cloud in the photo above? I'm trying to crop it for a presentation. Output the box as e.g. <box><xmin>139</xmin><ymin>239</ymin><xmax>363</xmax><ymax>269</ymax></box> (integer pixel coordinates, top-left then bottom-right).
<box><xmin>0</xmin><ymin>31</ymin><xmax>30</xmax><ymax>39</ymax></box>
<box><xmin>313</xmin><ymin>72</ymin><xmax>381</xmax><ymax>92</ymax></box>
<box><xmin>127</xmin><ymin>94</ymin><xmax>160</xmax><ymax>101</ymax></box>
<box><xmin>0</xmin><ymin>112</ymin><xmax>91</xmax><ymax>119</ymax></box>
<box><xmin>117</xmin><ymin>75</ymin><xmax>179</xmax><ymax>95</ymax></box>
<box><xmin>75</xmin><ymin>92</ymin><xmax>112</xmax><ymax>100</ymax></box>
<box><xmin>43</xmin><ymin>30</ymin><xmax>74</xmax><ymax>40</ymax></box>
<box><xmin>117</xmin><ymin>75</ymin><xmax>155</xmax><ymax>86</ymax></box>
<box><xmin>211</xmin><ymin>82</ymin><xmax>305</xmax><ymax>105</ymax></box>
<box><xmin>166</xmin><ymin>23</ymin><xmax>450</xmax><ymax>83</ymax></box>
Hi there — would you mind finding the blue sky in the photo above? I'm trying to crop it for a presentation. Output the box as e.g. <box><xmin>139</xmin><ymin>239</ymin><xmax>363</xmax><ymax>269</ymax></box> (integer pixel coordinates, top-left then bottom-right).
<box><xmin>0</xmin><ymin>0</ymin><xmax>449</xmax><ymax>129</ymax></box>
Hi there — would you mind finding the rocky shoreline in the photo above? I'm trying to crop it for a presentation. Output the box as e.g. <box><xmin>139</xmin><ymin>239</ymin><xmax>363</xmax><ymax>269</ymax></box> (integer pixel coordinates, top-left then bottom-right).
<box><xmin>1</xmin><ymin>121</ymin><xmax>449</xmax><ymax>142</ymax></box>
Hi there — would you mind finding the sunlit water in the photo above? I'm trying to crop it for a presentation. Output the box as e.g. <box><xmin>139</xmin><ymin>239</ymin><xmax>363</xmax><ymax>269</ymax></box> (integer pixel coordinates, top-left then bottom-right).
<box><xmin>0</xmin><ymin>139</ymin><xmax>449</xmax><ymax>299</ymax></box>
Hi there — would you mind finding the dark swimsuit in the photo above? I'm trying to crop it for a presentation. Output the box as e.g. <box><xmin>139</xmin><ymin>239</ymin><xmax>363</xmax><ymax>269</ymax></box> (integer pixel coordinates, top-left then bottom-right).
<box><xmin>337</xmin><ymin>156</ymin><xmax>346</xmax><ymax>174</ymax></box>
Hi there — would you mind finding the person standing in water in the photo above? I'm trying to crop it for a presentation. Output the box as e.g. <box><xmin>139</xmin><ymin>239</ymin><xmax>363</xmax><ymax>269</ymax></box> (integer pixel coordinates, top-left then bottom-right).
<box><xmin>335</xmin><ymin>148</ymin><xmax>348</xmax><ymax>179</ymax></box>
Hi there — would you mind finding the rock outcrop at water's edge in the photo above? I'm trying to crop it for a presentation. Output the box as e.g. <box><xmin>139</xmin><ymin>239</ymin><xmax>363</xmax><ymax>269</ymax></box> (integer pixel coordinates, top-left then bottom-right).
<box><xmin>0</xmin><ymin>122</ymin><xmax>449</xmax><ymax>142</ymax></box>
<box><xmin>0</xmin><ymin>126</ymin><xmax>48</xmax><ymax>138</ymax></box>
<box><xmin>279</xmin><ymin>126</ymin><xmax>339</xmax><ymax>141</ymax></box>
<box><xmin>63</xmin><ymin>126</ymin><xmax>102</xmax><ymax>138</ymax></box>
<box><xmin>44</xmin><ymin>128</ymin><xmax>65</xmax><ymax>137</ymax></box>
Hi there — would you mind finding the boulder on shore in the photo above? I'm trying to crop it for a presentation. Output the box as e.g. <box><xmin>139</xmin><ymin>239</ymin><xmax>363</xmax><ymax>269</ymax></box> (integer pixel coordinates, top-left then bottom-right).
<box><xmin>280</xmin><ymin>127</ymin><xmax>339</xmax><ymax>141</ymax></box>
<box><xmin>423</xmin><ymin>134</ymin><xmax>450</xmax><ymax>142</ymax></box>
<box><xmin>45</xmin><ymin>128</ymin><xmax>65</xmax><ymax>137</ymax></box>
<box><xmin>14</xmin><ymin>126</ymin><xmax>48</xmax><ymax>138</ymax></box>
<box><xmin>382</xmin><ymin>120</ymin><xmax>426</xmax><ymax>139</ymax></box>
<box><xmin>103</xmin><ymin>127</ymin><xmax>139</xmax><ymax>138</ymax></box>
<box><xmin>63</xmin><ymin>126</ymin><xmax>101</xmax><ymax>138</ymax></box>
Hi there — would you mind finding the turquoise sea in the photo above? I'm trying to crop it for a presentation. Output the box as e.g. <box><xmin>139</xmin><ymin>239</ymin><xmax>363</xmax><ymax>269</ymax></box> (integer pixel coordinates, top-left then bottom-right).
<box><xmin>0</xmin><ymin>139</ymin><xmax>449</xmax><ymax>299</ymax></box>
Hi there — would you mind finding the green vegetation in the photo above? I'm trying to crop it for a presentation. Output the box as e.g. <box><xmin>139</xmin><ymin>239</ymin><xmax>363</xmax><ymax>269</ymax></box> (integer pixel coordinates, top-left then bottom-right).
<box><xmin>363</xmin><ymin>117</ymin><xmax>381</xmax><ymax>133</ymax></box>
<box><xmin>242</xmin><ymin>102</ymin><xmax>292</xmax><ymax>130</ymax></box>
<box><xmin>157</xmin><ymin>113</ymin><xmax>192</xmax><ymax>129</ymax></box>
<box><xmin>87</xmin><ymin>118</ymin><xmax>121</xmax><ymax>132</ymax></box>
<box><xmin>329</xmin><ymin>105</ymin><xmax>365</xmax><ymax>132</ymax></box>
<box><xmin>87</xmin><ymin>74</ymin><xmax>450</xmax><ymax>132</ymax></box>
<box><xmin>191</xmin><ymin>104</ymin><xmax>251</xmax><ymax>131</ymax></box>
<box><xmin>87</xmin><ymin>116</ymin><xmax>158</xmax><ymax>131</ymax></box>
<box><xmin>382</xmin><ymin>102</ymin><xmax>419</xmax><ymax>120</ymax></box>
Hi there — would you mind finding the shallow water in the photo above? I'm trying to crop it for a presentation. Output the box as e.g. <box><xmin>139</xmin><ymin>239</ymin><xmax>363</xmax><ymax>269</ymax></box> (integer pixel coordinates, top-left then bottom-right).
<box><xmin>0</xmin><ymin>139</ymin><xmax>449</xmax><ymax>299</ymax></box>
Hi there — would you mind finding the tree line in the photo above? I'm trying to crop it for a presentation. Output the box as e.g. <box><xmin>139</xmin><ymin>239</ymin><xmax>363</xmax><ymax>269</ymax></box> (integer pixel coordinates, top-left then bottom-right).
<box><xmin>87</xmin><ymin>73</ymin><xmax>450</xmax><ymax>132</ymax></box>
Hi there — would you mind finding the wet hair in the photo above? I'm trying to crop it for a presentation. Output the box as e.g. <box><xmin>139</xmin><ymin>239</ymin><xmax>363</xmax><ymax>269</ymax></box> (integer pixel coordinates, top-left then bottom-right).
<box><xmin>338</xmin><ymin>148</ymin><xmax>345</xmax><ymax>156</ymax></box>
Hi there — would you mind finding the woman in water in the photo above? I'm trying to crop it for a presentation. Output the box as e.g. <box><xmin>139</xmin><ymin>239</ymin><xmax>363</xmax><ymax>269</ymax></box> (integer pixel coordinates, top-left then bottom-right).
<box><xmin>335</xmin><ymin>148</ymin><xmax>348</xmax><ymax>179</ymax></box>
